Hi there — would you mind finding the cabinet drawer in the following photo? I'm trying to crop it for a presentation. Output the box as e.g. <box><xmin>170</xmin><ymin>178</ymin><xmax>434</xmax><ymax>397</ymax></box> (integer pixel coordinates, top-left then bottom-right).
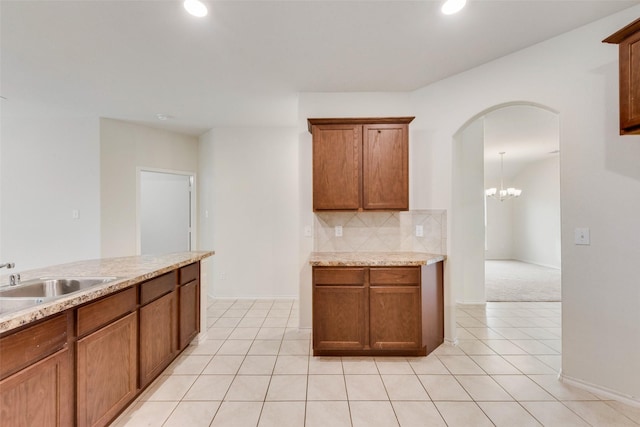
<box><xmin>313</xmin><ymin>268</ymin><xmax>365</xmax><ymax>286</ymax></box>
<box><xmin>140</xmin><ymin>271</ymin><xmax>177</xmax><ymax>305</ymax></box>
<box><xmin>0</xmin><ymin>314</ymin><xmax>68</xmax><ymax>380</ymax></box>
<box><xmin>77</xmin><ymin>287</ymin><xmax>137</xmax><ymax>337</ymax></box>
<box><xmin>370</xmin><ymin>267</ymin><xmax>420</xmax><ymax>285</ymax></box>
<box><xmin>179</xmin><ymin>262</ymin><xmax>199</xmax><ymax>285</ymax></box>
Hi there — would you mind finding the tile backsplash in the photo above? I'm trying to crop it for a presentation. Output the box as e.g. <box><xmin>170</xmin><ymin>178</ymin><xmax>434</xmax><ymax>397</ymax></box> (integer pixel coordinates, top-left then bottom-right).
<box><xmin>314</xmin><ymin>210</ymin><xmax>447</xmax><ymax>254</ymax></box>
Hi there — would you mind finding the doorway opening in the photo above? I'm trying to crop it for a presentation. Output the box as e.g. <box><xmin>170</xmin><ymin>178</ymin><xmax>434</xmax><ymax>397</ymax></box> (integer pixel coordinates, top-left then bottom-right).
<box><xmin>138</xmin><ymin>169</ymin><xmax>196</xmax><ymax>255</ymax></box>
<box><xmin>452</xmin><ymin>102</ymin><xmax>561</xmax><ymax>305</ymax></box>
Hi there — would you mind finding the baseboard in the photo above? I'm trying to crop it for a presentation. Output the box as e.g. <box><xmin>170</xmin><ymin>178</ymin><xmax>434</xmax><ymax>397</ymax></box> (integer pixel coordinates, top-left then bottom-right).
<box><xmin>207</xmin><ymin>294</ymin><xmax>299</xmax><ymax>300</ymax></box>
<box><xmin>195</xmin><ymin>331</ymin><xmax>209</xmax><ymax>344</ymax></box>
<box><xmin>444</xmin><ymin>337</ymin><xmax>459</xmax><ymax>346</ymax></box>
<box><xmin>456</xmin><ymin>300</ymin><xmax>487</xmax><ymax>306</ymax></box>
<box><xmin>560</xmin><ymin>372</ymin><xmax>640</xmax><ymax>408</ymax></box>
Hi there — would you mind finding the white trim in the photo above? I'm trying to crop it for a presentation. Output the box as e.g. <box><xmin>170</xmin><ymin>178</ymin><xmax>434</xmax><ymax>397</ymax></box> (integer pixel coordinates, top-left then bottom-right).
<box><xmin>195</xmin><ymin>331</ymin><xmax>209</xmax><ymax>344</ymax></box>
<box><xmin>444</xmin><ymin>337</ymin><xmax>459</xmax><ymax>346</ymax></box>
<box><xmin>208</xmin><ymin>295</ymin><xmax>299</xmax><ymax>300</ymax></box>
<box><xmin>456</xmin><ymin>300</ymin><xmax>487</xmax><ymax>306</ymax></box>
<box><xmin>560</xmin><ymin>372</ymin><xmax>640</xmax><ymax>408</ymax></box>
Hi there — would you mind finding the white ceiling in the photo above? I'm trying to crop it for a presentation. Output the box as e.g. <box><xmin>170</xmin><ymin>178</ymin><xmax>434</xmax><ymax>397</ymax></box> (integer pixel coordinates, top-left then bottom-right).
<box><xmin>1</xmin><ymin>0</ymin><xmax>637</xmax><ymax>135</ymax></box>
<box><xmin>483</xmin><ymin>105</ymin><xmax>559</xmax><ymax>178</ymax></box>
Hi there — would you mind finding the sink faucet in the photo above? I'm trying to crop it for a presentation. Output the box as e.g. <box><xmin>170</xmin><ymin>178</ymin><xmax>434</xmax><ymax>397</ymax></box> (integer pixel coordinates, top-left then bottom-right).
<box><xmin>0</xmin><ymin>262</ymin><xmax>15</xmax><ymax>270</ymax></box>
<box><xmin>9</xmin><ymin>274</ymin><xmax>20</xmax><ymax>286</ymax></box>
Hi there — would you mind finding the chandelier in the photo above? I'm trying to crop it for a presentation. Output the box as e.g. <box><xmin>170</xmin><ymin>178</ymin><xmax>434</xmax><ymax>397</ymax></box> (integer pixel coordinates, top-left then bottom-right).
<box><xmin>485</xmin><ymin>152</ymin><xmax>522</xmax><ymax>201</ymax></box>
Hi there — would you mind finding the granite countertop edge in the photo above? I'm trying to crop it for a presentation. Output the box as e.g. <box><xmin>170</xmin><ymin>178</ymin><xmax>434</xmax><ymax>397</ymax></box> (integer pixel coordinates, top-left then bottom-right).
<box><xmin>0</xmin><ymin>251</ymin><xmax>214</xmax><ymax>334</ymax></box>
<box><xmin>308</xmin><ymin>251</ymin><xmax>446</xmax><ymax>267</ymax></box>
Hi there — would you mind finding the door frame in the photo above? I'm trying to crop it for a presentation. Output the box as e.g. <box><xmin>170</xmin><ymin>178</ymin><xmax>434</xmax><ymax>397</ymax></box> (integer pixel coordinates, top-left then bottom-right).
<box><xmin>136</xmin><ymin>167</ymin><xmax>197</xmax><ymax>255</ymax></box>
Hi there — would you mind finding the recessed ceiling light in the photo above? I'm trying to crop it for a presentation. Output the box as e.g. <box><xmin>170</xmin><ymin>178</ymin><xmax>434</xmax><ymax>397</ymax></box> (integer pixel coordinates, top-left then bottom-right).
<box><xmin>156</xmin><ymin>113</ymin><xmax>172</xmax><ymax>121</ymax></box>
<box><xmin>184</xmin><ymin>0</ymin><xmax>208</xmax><ymax>18</ymax></box>
<box><xmin>441</xmin><ymin>0</ymin><xmax>467</xmax><ymax>15</ymax></box>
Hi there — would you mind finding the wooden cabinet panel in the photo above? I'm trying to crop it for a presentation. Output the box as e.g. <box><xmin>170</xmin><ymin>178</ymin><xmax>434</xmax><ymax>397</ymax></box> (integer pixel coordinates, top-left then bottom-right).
<box><xmin>313</xmin><ymin>285</ymin><xmax>367</xmax><ymax>351</ymax></box>
<box><xmin>139</xmin><ymin>291</ymin><xmax>178</xmax><ymax>387</ymax></box>
<box><xmin>362</xmin><ymin>123</ymin><xmax>408</xmax><ymax>210</ymax></box>
<box><xmin>313</xmin><ymin>267</ymin><xmax>366</xmax><ymax>285</ymax></box>
<box><xmin>621</xmin><ymin>32</ymin><xmax>640</xmax><ymax>132</ymax></box>
<box><xmin>309</xmin><ymin>117</ymin><xmax>413</xmax><ymax>211</ymax></box>
<box><xmin>179</xmin><ymin>280</ymin><xmax>200</xmax><ymax>350</ymax></box>
<box><xmin>77</xmin><ymin>287</ymin><xmax>136</xmax><ymax>337</ymax></box>
<box><xmin>312</xmin><ymin>124</ymin><xmax>362</xmax><ymax>210</ymax></box>
<box><xmin>0</xmin><ymin>314</ymin><xmax>68</xmax><ymax>380</ymax></box>
<box><xmin>369</xmin><ymin>267</ymin><xmax>420</xmax><ymax>285</ymax></box>
<box><xmin>421</xmin><ymin>262</ymin><xmax>445</xmax><ymax>354</ymax></box>
<box><xmin>140</xmin><ymin>271</ymin><xmax>177</xmax><ymax>305</ymax></box>
<box><xmin>369</xmin><ymin>286</ymin><xmax>421</xmax><ymax>350</ymax></box>
<box><xmin>76</xmin><ymin>312</ymin><xmax>137</xmax><ymax>427</ymax></box>
<box><xmin>180</xmin><ymin>262</ymin><xmax>200</xmax><ymax>285</ymax></box>
<box><xmin>604</xmin><ymin>18</ymin><xmax>640</xmax><ymax>135</ymax></box>
<box><xmin>0</xmin><ymin>348</ymin><xmax>73</xmax><ymax>427</ymax></box>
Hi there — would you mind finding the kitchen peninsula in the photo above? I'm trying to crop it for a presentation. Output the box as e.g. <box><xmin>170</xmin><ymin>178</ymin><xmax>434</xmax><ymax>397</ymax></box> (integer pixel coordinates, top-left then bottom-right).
<box><xmin>0</xmin><ymin>251</ymin><xmax>213</xmax><ymax>427</ymax></box>
<box><xmin>310</xmin><ymin>251</ymin><xmax>445</xmax><ymax>357</ymax></box>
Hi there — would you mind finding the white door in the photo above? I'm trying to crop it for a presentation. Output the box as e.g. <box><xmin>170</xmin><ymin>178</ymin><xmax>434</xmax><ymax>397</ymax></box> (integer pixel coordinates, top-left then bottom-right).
<box><xmin>140</xmin><ymin>171</ymin><xmax>192</xmax><ymax>255</ymax></box>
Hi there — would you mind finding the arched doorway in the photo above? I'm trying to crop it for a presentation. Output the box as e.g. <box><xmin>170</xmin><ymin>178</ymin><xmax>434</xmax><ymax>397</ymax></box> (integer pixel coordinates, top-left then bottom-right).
<box><xmin>451</xmin><ymin>102</ymin><xmax>560</xmax><ymax>311</ymax></box>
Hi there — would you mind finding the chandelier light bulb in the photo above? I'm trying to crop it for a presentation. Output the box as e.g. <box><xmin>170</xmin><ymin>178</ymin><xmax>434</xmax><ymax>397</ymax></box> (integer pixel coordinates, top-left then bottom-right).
<box><xmin>441</xmin><ymin>0</ymin><xmax>467</xmax><ymax>15</ymax></box>
<box><xmin>485</xmin><ymin>152</ymin><xmax>522</xmax><ymax>202</ymax></box>
<box><xmin>184</xmin><ymin>0</ymin><xmax>208</xmax><ymax>17</ymax></box>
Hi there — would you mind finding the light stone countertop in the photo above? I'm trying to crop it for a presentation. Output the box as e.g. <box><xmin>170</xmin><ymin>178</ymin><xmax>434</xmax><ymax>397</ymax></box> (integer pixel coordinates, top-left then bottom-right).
<box><xmin>0</xmin><ymin>251</ymin><xmax>214</xmax><ymax>333</ymax></box>
<box><xmin>309</xmin><ymin>251</ymin><xmax>446</xmax><ymax>267</ymax></box>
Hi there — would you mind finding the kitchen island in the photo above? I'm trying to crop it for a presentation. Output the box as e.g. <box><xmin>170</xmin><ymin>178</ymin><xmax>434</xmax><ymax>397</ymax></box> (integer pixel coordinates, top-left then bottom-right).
<box><xmin>0</xmin><ymin>251</ymin><xmax>213</xmax><ymax>427</ymax></box>
<box><xmin>310</xmin><ymin>251</ymin><xmax>445</xmax><ymax>357</ymax></box>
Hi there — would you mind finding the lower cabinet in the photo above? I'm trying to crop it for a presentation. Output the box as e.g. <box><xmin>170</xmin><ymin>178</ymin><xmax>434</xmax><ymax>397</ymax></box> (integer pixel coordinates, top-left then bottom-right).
<box><xmin>0</xmin><ymin>348</ymin><xmax>73</xmax><ymax>427</ymax></box>
<box><xmin>313</xmin><ymin>268</ymin><xmax>367</xmax><ymax>351</ymax></box>
<box><xmin>179</xmin><ymin>261</ymin><xmax>200</xmax><ymax>350</ymax></box>
<box><xmin>139</xmin><ymin>290</ymin><xmax>178</xmax><ymax>388</ymax></box>
<box><xmin>179</xmin><ymin>279</ymin><xmax>199</xmax><ymax>350</ymax></box>
<box><xmin>0</xmin><ymin>261</ymin><xmax>202</xmax><ymax>427</ymax></box>
<box><xmin>76</xmin><ymin>312</ymin><xmax>137</xmax><ymax>427</ymax></box>
<box><xmin>312</xmin><ymin>263</ymin><xmax>443</xmax><ymax>356</ymax></box>
<box><xmin>370</xmin><ymin>286</ymin><xmax>421</xmax><ymax>350</ymax></box>
<box><xmin>0</xmin><ymin>313</ymin><xmax>73</xmax><ymax>427</ymax></box>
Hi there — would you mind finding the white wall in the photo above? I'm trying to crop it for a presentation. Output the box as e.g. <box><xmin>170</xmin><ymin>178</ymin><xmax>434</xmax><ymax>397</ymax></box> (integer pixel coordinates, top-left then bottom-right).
<box><xmin>484</xmin><ymin>196</ymin><xmax>514</xmax><ymax>259</ymax></box>
<box><xmin>100</xmin><ymin>118</ymin><xmax>199</xmax><ymax>257</ymax></box>
<box><xmin>199</xmin><ymin>127</ymin><xmax>299</xmax><ymax>298</ymax></box>
<box><xmin>1</xmin><ymin>115</ymin><xmax>101</xmax><ymax>272</ymax></box>
<box><xmin>485</xmin><ymin>156</ymin><xmax>561</xmax><ymax>268</ymax></box>
<box><xmin>512</xmin><ymin>156</ymin><xmax>561</xmax><ymax>268</ymax></box>
<box><xmin>406</xmin><ymin>6</ymin><xmax>640</xmax><ymax>401</ymax></box>
<box><xmin>456</xmin><ymin>119</ymin><xmax>486</xmax><ymax>304</ymax></box>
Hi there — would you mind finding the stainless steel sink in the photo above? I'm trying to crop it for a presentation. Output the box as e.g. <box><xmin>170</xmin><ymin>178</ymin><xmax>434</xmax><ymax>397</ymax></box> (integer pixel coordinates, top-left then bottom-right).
<box><xmin>0</xmin><ymin>277</ymin><xmax>119</xmax><ymax>314</ymax></box>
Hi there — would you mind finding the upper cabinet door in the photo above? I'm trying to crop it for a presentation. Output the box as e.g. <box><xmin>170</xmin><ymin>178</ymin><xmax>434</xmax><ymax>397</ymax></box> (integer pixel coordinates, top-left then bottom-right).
<box><xmin>309</xmin><ymin>117</ymin><xmax>414</xmax><ymax>211</ymax></box>
<box><xmin>312</xmin><ymin>124</ymin><xmax>362</xmax><ymax>210</ymax></box>
<box><xmin>362</xmin><ymin>123</ymin><xmax>409</xmax><ymax>210</ymax></box>
<box><xmin>604</xmin><ymin>18</ymin><xmax>640</xmax><ymax>135</ymax></box>
<box><xmin>620</xmin><ymin>31</ymin><xmax>640</xmax><ymax>132</ymax></box>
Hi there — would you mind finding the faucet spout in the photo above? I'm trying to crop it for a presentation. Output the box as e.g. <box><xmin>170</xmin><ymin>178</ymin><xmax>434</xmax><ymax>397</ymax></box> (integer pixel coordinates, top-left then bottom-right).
<box><xmin>0</xmin><ymin>262</ymin><xmax>15</xmax><ymax>270</ymax></box>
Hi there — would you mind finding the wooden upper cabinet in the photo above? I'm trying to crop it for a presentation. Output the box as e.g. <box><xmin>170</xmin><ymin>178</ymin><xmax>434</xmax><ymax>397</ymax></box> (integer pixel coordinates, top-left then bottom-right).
<box><xmin>604</xmin><ymin>18</ymin><xmax>640</xmax><ymax>135</ymax></box>
<box><xmin>312</xmin><ymin>124</ymin><xmax>362</xmax><ymax>210</ymax></box>
<box><xmin>309</xmin><ymin>117</ymin><xmax>414</xmax><ymax>211</ymax></box>
<box><xmin>363</xmin><ymin>124</ymin><xmax>409</xmax><ymax>210</ymax></box>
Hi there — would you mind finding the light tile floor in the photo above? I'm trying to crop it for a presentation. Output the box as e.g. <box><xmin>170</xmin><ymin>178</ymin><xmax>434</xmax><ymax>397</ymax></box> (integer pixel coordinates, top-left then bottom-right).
<box><xmin>113</xmin><ymin>299</ymin><xmax>640</xmax><ymax>427</ymax></box>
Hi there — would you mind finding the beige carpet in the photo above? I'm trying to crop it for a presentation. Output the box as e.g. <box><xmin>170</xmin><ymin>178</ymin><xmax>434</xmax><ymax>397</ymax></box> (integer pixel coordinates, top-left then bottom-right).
<box><xmin>485</xmin><ymin>260</ymin><xmax>561</xmax><ymax>302</ymax></box>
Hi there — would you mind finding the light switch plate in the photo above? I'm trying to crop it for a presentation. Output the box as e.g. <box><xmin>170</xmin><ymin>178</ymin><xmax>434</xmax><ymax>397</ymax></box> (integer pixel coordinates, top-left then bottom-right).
<box><xmin>335</xmin><ymin>225</ymin><xmax>343</xmax><ymax>237</ymax></box>
<box><xmin>416</xmin><ymin>225</ymin><xmax>424</xmax><ymax>237</ymax></box>
<box><xmin>574</xmin><ymin>228</ymin><xmax>590</xmax><ymax>245</ymax></box>
<box><xmin>304</xmin><ymin>226</ymin><xmax>312</xmax><ymax>237</ymax></box>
